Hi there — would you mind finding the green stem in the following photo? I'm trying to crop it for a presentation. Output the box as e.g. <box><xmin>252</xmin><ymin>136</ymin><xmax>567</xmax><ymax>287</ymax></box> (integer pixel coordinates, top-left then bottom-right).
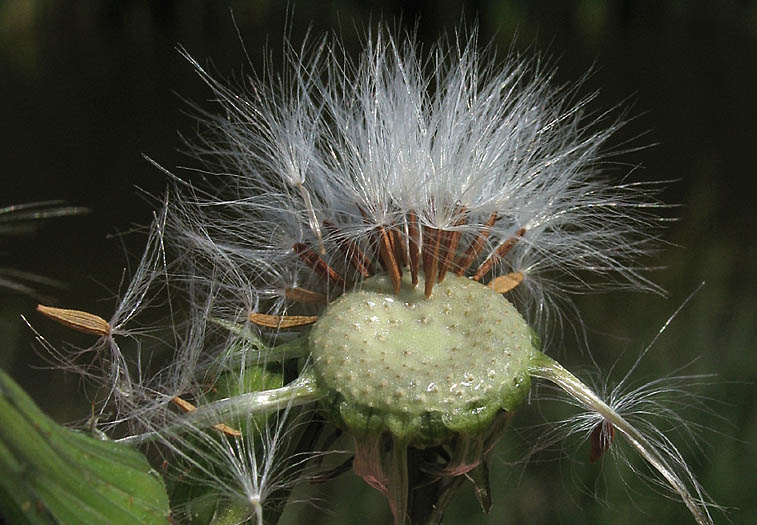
<box><xmin>118</xmin><ymin>371</ymin><xmax>324</xmax><ymax>446</ymax></box>
<box><xmin>209</xmin><ymin>500</ymin><xmax>258</xmax><ymax>525</ymax></box>
<box><xmin>528</xmin><ymin>352</ymin><xmax>712</xmax><ymax>525</ymax></box>
<box><xmin>186</xmin><ymin>371</ymin><xmax>322</xmax><ymax>424</ymax></box>
<box><xmin>418</xmin><ymin>475</ymin><xmax>467</xmax><ymax>525</ymax></box>
<box><xmin>389</xmin><ymin>438</ymin><xmax>409</xmax><ymax>525</ymax></box>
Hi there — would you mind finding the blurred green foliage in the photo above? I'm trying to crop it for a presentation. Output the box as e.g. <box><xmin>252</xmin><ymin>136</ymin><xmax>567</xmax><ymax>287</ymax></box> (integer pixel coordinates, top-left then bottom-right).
<box><xmin>1</xmin><ymin>1</ymin><xmax>755</xmax><ymax>523</ymax></box>
<box><xmin>0</xmin><ymin>369</ymin><xmax>170</xmax><ymax>524</ymax></box>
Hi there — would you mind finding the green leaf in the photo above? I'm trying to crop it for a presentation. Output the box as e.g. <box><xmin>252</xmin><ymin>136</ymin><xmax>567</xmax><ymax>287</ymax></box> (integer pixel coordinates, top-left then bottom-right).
<box><xmin>0</xmin><ymin>368</ymin><xmax>171</xmax><ymax>524</ymax></box>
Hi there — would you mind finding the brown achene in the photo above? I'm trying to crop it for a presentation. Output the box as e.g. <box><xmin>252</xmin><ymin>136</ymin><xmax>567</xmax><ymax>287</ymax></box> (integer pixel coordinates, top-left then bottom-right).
<box><xmin>288</xmin><ymin>211</ymin><xmax>526</xmax><ymax>303</ymax></box>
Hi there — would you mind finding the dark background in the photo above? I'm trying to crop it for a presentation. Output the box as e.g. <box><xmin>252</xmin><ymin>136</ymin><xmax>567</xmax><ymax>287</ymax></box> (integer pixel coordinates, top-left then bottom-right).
<box><xmin>1</xmin><ymin>1</ymin><xmax>755</xmax><ymax>524</ymax></box>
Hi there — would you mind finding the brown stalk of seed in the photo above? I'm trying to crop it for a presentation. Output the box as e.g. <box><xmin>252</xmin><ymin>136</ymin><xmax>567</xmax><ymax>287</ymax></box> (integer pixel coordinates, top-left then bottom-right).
<box><xmin>293</xmin><ymin>243</ymin><xmax>347</xmax><ymax>288</ymax></box>
<box><xmin>438</xmin><ymin>206</ymin><xmax>467</xmax><ymax>283</ymax></box>
<box><xmin>324</xmin><ymin>221</ymin><xmax>374</xmax><ymax>279</ymax></box>
<box><xmin>408</xmin><ymin>212</ymin><xmax>421</xmax><ymax>286</ymax></box>
<box><xmin>422</xmin><ymin>226</ymin><xmax>442</xmax><ymax>298</ymax></box>
<box><xmin>472</xmin><ymin>227</ymin><xmax>526</xmax><ymax>282</ymax></box>
<box><xmin>284</xmin><ymin>287</ymin><xmax>329</xmax><ymax>305</ymax></box>
<box><xmin>377</xmin><ymin>226</ymin><xmax>402</xmax><ymax>294</ymax></box>
<box><xmin>390</xmin><ymin>227</ymin><xmax>408</xmax><ymax>270</ymax></box>
<box><xmin>455</xmin><ymin>212</ymin><xmax>498</xmax><ymax>276</ymax></box>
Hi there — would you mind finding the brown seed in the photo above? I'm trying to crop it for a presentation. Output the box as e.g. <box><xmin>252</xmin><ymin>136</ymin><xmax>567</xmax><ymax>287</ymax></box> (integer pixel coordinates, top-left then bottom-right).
<box><xmin>472</xmin><ymin>228</ymin><xmax>526</xmax><ymax>281</ymax></box>
<box><xmin>36</xmin><ymin>305</ymin><xmax>111</xmax><ymax>337</ymax></box>
<box><xmin>590</xmin><ymin>420</ymin><xmax>616</xmax><ymax>463</ymax></box>
<box><xmin>377</xmin><ymin>226</ymin><xmax>402</xmax><ymax>294</ymax></box>
<box><xmin>248</xmin><ymin>312</ymin><xmax>319</xmax><ymax>328</ymax></box>
<box><xmin>293</xmin><ymin>243</ymin><xmax>347</xmax><ymax>288</ymax></box>
<box><xmin>438</xmin><ymin>205</ymin><xmax>467</xmax><ymax>282</ymax></box>
<box><xmin>170</xmin><ymin>396</ymin><xmax>197</xmax><ymax>412</ymax></box>
<box><xmin>407</xmin><ymin>211</ymin><xmax>420</xmax><ymax>286</ymax></box>
<box><xmin>455</xmin><ymin>212</ymin><xmax>498</xmax><ymax>275</ymax></box>
<box><xmin>212</xmin><ymin>423</ymin><xmax>243</xmax><ymax>437</ymax></box>
<box><xmin>171</xmin><ymin>396</ymin><xmax>242</xmax><ymax>437</ymax></box>
<box><xmin>284</xmin><ymin>287</ymin><xmax>328</xmax><ymax>304</ymax></box>
<box><xmin>390</xmin><ymin>227</ymin><xmax>408</xmax><ymax>269</ymax></box>
<box><xmin>422</xmin><ymin>226</ymin><xmax>442</xmax><ymax>298</ymax></box>
<box><xmin>487</xmin><ymin>272</ymin><xmax>524</xmax><ymax>293</ymax></box>
<box><xmin>324</xmin><ymin>221</ymin><xmax>375</xmax><ymax>278</ymax></box>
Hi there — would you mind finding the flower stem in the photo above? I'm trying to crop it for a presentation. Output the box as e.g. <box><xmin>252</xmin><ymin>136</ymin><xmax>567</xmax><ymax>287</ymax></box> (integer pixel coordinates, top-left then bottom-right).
<box><xmin>527</xmin><ymin>352</ymin><xmax>712</xmax><ymax>525</ymax></box>
<box><xmin>118</xmin><ymin>371</ymin><xmax>324</xmax><ymax>446</ymax></box>
<box><xmin>184</xmin><ymin>370</ymin><xmax>323</xmax><ymax>424</ymax></box>
<box><xmin>389</xmin><ymin>438</ymin><xmax>409</xmax><ymax>525</ymax></box>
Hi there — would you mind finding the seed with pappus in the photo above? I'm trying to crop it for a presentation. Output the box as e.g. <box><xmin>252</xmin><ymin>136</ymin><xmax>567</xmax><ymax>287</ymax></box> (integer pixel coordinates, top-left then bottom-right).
<box><xmin>38</xmin><ymin>28</ymin><xmax>716</xmax><ymax>525</ymax></box>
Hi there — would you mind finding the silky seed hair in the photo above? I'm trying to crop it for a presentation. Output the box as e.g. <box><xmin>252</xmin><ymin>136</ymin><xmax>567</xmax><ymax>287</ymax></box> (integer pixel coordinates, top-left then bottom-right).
<box><xmin>171</xmin><ymin>28</ymin><xmax>663</xmax><ymax>338</ymax></box>
<box><xmin>29</xmin><ymin>207</ymin><xmax>170</xmax><ymax>427</ymax></box>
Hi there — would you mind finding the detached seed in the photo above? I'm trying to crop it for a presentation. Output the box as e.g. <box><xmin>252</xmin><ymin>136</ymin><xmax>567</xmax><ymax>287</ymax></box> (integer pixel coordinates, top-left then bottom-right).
<box><xmin>37</xmin><ymin>305</ymin><xmax>111</xmax><ymax>337</ymax></box>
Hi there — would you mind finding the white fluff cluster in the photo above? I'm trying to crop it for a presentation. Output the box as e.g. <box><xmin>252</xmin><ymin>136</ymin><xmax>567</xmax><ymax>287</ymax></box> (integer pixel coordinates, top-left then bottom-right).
<box><xmin>172</xmin><ymin>30</ymin><xmax>662</xmax><ymax>329</ymax></box>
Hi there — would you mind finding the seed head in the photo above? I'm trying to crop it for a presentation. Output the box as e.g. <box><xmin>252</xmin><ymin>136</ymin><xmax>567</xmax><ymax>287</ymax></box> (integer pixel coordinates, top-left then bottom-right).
<box><xmin>32</xmin><ymin>26</ymin><xmax>715</xmax><ymax>525</ymax></box>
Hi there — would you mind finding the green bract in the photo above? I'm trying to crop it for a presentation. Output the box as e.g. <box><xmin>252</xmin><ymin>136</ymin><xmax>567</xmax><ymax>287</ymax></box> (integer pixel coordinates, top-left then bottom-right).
<box><xmin>310</xmin><ymin>273</ymin><xmax>536</xmax><ymax>445</ymax></box>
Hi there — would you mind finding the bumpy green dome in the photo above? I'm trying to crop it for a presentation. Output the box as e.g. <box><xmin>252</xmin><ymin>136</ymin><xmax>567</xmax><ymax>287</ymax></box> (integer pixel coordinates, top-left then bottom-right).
<box><xmin>309</xmin><ymin>272</ymin><xmax>536</xmax><ymax>445</ymax></box>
